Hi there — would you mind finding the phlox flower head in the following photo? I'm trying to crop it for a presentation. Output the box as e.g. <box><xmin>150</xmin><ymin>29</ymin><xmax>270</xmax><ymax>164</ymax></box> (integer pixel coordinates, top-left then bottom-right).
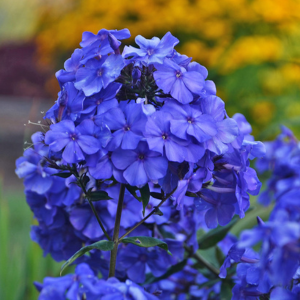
<box><xmin>45</xmin><ymin>119</ymin><xmax>100</xmax><ymax>164</ymax></box>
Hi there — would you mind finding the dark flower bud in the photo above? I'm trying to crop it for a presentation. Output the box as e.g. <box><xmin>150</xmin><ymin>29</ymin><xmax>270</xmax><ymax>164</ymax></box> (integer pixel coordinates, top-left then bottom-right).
<box><xmin>257</xmin><ymin>216</ymin><xmax>265</xmax><ymax>226</ymax></box>
<box><xmin>108</xmin><ymin>33</ymin><xmax>120</xmax><ymax>54</ymax></box>
<box><xmin>132</xmin><ymin>68</ymin><xmax>141</xmax><ymax>84</ymax></box>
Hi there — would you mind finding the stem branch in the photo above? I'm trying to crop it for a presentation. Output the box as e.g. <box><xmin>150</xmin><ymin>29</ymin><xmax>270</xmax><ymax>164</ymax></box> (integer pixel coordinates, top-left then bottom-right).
<box><xmin>184</xmin><ymin>245</ymin><xmax>219</xmax><ymax>277</ymax></box>
<box><xmin>74</xmin><ymin>171</ymin><xmax>111</xmax><ymax>241</ymax></box>
<box><xmin>86</xmin><ymin>199</ymin><xmax>111</xmax><ymax>241</ymax></box>
<box><xmin>119</xmin><ymin>188</ymin><xmax>176</xmax><ymax>241</ymax></box>
<box><xmin>108</xmin><ymin>183</ymin><xmax>126</xmax><ymax>277</ymax></box>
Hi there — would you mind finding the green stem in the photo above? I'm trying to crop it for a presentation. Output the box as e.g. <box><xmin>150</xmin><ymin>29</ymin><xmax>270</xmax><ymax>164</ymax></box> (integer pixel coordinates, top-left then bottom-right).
<box><xmin>74</xmin><ymin>171</ymin><xmax>111</xmax><ymax>241</ymax></box>
<box><xmin>184</xmin><ymin>245</ymin><xmax>219</xmax><ymax>277</ymax></box>
<box><xmin>86</xmin><ymin>198</ymin><xmax>111</xmax><ymax>241</ymax></box>
<box><xmin>108</xmin><ymin>183</ymin><xmax>126</xmax><ymax>278</ymax></box>
<box><xmin>119</xmin><ymin>188</ymin><xmax>176</xmax><ymax>241</ymax></box>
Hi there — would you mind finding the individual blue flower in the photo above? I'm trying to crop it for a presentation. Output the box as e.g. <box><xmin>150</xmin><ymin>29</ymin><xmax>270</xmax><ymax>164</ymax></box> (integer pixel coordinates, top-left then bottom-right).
<box><xmin>195</xmin><ymin>189</ymin><xmax>237</xmax><ymax>228</ymax></box>
<box><xmin>111</xmin><ymin>141</ymin><xmax>168</xmax><ymax>186</ymax></box>
<box><xmin>201</xmin><ymin>95</ymin><xmax>239</xmax><ymax>154</ymax></box>
<box><xmin>101</xmin><ymin>102</ymin><xmax>147</xmax><ymax>151</ymax></box>
<box><xmin>153</xmin><ymin>58</ymin><xmax>205</xmax><ymax>104</ymax></box>
<box><xmin>82</xmin><ymin>82</ymin><xmax>122</xmax><ymax>116</ymax></box>
<box><xmin>78</xmin><ymin>120</ymin><xmax>111</xmax><ymax>167</ymax></box>
<box><xmin>45</xmin><ymin>82</ymin><xmax>85</xmax><ymax>122</ymax></box>
<box><xmin>171</xmin><ymin>167</ymin><xmax>210</xmax><ymax>209</ymax></box>
<box><xmin>15</xmin><ymin>146</ymin><xmax>55</xmax><ymax>194</ymax></box>
<box><xmin>75</xmin><ymin>55</ymin><xmax>124</xmax><ymax>96</ymax></box>
<box><xmin>219</xmin><ymin>244</ymin><xmax>259</xmax><ymax>278</ymax></box>
<box><xmin>55</xmin><ymin>48</ymin><xmax>83</xmax><ymax>87</ymax></box>
<box><xmin>35</xmin><ymin>263</ymin><xmax>100</xmax><ymax>300</ymax></box>
<box><xmin>144</xmin><ymin>110</ymin><xmax>191</xmax><ymax>163</ymax></box>
<box><xmin>88</xmin><ymin>152</ymin><xmax>127</xmax><ymax>183</ymax></box>
<box><xmin>215</xmin><ymin>148</ymin><xmax>262</xmax><ymax>218</ymax></box>
<box><xmin>163</xmin><ymin>99</ymin><xmax>217</xmax><ymax>142</ymax></box>
<box><xmin>116</xmin><ymin>244</ymin><xmax>170</xmax><ymax>283</ymax></box>
<box><xmin>45</xmin><ymin>119</ymin><xmax>100</xmax><ymax>164</ymax></box>
<box><xmin>122</xmin><ymin>32</ymin><xmax>179</xmax><ymax>65</ymax></box>
<box><xmin>80</xmin><ymin>28</ymin><xmax>130</xmax><ymax>63</ymax></box>
<box><xmin>232</xmin><ymin>113</ymin><xmax>265</xmax><ymax>159</ymax></box>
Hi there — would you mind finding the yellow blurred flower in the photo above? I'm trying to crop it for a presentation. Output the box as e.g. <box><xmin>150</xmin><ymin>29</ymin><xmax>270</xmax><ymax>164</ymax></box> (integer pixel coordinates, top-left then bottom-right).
<box><xmin>251</xmin><ymin>101</ymin><xmax>275</xmax><ymax>124</ymax></box>
<box><xmin>220</xmin><ymin>36</ymin><xmax>282</xmax><ymax>74</ymax></box>
<box><xmin>29</xmin><ymin>0</ymin><xmax>300</xmax><ymax>137</ymax></box>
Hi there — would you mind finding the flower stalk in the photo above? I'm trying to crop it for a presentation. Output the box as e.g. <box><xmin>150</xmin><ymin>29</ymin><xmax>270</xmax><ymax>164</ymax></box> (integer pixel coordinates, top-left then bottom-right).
<box><xmin>108</xmin><ymin>183</ymin><xmax>126</xmax><ymax>277</ymax></box>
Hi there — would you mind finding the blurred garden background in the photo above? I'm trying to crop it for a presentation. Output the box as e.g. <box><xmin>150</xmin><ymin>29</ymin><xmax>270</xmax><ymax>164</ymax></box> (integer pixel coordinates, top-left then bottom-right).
<box><xmin>0</xmin><ymin>0</ymin><xmax>299</xmax><ymax>299</ymax></box>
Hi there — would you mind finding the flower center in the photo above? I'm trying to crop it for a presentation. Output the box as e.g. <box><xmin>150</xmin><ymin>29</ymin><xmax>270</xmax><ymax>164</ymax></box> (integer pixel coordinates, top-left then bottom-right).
<box><xmin>162</xmin><ymin>133</ymin><xmax>168</xmax><ymax>140</ymax></box>
<box><xmin>97</xmin><ymin>69</ymin><xmax>103</xmax><ymax>77</ymax></box>
<box><xmin>175</xmin><ymin>71</ymin><xmax>182</xmax><ymax>78</ymax></box>
<box><xmin>138</xmin><ymin>154</ymin><xmax>145</xmax><ymax>160</ymax></box>
<box><xmin>139</xmin><ymin>254</ymin><xmax>148</xmax><ymax>262</ymax></box>
<box><xmin>124</xmin><ymin>124</ymin><xmax>131</xmax><ymax>131</ymax></box>
<box><xmin>96</xmin><ymin>98</ymin><xmax>103</xmax><ymax>105</ymax></box>
<box><xmin>70</xmin><ymin>133</ymin><xmax>77</xmax><ymax>141</ymax></box>
<box><xmin>187</xmin><ymin>117</ymin><xmax>194</xmax><ymax>124</ymax></box>
<box><xmin>147</xmin><ymin>48</ymin><xmax>154</xmax><ymax>56</ymax></box>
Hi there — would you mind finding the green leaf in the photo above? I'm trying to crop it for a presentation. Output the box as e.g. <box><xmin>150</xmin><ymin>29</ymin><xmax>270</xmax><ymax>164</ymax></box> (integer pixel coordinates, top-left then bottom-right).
<box><xmin>51</xmin><ymin>172</ymin><xmax>73</xmax><ymax>178</ymax></box>
<box><xmin>145</xmin><ymin>259</ymin><xmax>188</xmax><ymax>284</ymax></box>
<box><xmin>220</xmin><ymin>280</ymin><xmax>234</xmax><ymax>300</ymax></box>
<box><xmin>81</xmin><ymin>174</ymin><xmax>90</xmax><ymax>186</ymax></box>
<box><xmin>153</xmin><ymin>208</ymin><xmax>163</xmax><ymax>216</ymax></box>
<box><xmin>121</xmin><ymin>236</ymin><xmax>172</xmax><ymax>255</ymax></box>
<box><xmin>185</xmin><ymin>191</ymin><xmax>198</xmax><ymax>197</ymax></box>
<box><xmin>198</xmin><ymin>277</ymin><xmax>221</xmax><ymax>289</ymax></box>
<box><xmin>215</xmin><ymin>246</ymin><xmax>225</xmax><ymax>267</ymax></box>
<box><xmin>126</xmin><ymin>184</ymin><xmax>150</xmax><ymax>216</ymax></box>
<box><xmin>88</xmin><ymin>191</ymin><xmax>112</xmax><ymax>201</ymax></box>
<box><xmin>150</xmin><ymin>192</ymin><xmax>163</xmax><ymax>199</ymax></box>
<box><xmin>60</xmin><ymin>240</ymin><xmax>114</xmax><ymax>275</ymax></box>
<box><xmin>198</xmin><ymin>216</ymin><xmax>239</xmax><ymax>249</ymax></box>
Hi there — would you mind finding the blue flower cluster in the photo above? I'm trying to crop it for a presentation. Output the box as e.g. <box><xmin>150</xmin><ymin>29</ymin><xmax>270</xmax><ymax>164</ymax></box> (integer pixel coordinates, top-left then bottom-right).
<box><xmin>220</xmin><ymin>127</ymin><xmax>300</xmax><ymax>299</ymax></box>
<box><xmin>35</xmin><ymin>263</ymin><xmax>159</xmax><ymax>300</ymax></box>
<box><xmin>256</xmin><ymin>126</ymin><xmax>300</xmax><ymax>207</ymax></box>
<box><xmin>15</xmin><ymin>28</ymin><xmax>265</xmax><ymax>299</ymax></box>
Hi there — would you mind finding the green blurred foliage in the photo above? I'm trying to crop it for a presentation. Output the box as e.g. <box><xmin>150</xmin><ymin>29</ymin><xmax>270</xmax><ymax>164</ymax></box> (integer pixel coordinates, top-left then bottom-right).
<box><xmin>0</xmin><ymin>188</ymin><xmax>59</xmax><ymax>300</ymax></box>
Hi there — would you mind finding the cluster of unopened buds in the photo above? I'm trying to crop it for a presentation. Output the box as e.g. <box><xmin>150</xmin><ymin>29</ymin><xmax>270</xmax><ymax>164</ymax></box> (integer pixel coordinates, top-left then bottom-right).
<box><xmin>16</xmin><ymin>28</ymin><xmax>300</xmax><ymax>300</ymax></box>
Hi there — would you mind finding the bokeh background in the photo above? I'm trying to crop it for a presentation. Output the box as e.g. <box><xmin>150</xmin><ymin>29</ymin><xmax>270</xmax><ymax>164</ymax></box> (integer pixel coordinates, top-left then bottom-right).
<box><xmin>0</xmin><ymin>0</ymin><xmax>299</xmax><ymax>299</ymax></box>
